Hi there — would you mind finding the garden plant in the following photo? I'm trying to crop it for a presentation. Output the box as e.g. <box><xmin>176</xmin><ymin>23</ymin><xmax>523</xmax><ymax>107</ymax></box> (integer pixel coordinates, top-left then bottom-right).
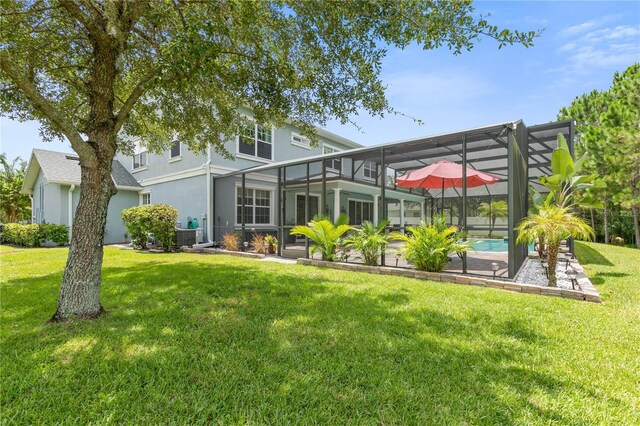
<box><xmin>391</xmin><ymin>215</ymin><xmax>470</xmax><ymax>272</ymax></box>
<box><xmin>291</xmin><ymin>214</ymin><xmax>352</xmax><ymax>261</ymax></box>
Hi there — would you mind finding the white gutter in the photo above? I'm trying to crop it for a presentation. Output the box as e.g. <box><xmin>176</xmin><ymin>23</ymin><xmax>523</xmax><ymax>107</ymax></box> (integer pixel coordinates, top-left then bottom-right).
<box><xmin>193</xmin><ymin>145</ymin><xmax>214</xmax><ymax>249</ymax></box>
<box><xmin>29</xmin><ymin>195</ymin><xmax>34</xmax><ymax>223</ymax></box>
<box><xmin>68</xmin><ymin>184</ymin><xmax>75</xmax><ymax>243</ymax></box>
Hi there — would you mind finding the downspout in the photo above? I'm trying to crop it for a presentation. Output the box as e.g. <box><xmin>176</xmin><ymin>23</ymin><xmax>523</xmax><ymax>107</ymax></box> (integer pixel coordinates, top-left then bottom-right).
<box><xmin>194</xmin><ymin>145</ymin><xmax>214</xmax><ymax>248</ymax></box>
<box><xmin>29</xmin><ymin>195</ymin><xmax>34</xmax><ymax>224</ymax></box>
<box><xmin>68</xmin><ymin>184</ymin><xmax>75</xmax><ymax>243</ymax></box>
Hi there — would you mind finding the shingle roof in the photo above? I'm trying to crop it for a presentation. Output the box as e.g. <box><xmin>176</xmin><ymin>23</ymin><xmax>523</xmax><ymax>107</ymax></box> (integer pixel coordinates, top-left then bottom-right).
<box><xmin>22</xmin><ymin>149</ymin><xmax>141</xmax><ymax>192</ymax></box>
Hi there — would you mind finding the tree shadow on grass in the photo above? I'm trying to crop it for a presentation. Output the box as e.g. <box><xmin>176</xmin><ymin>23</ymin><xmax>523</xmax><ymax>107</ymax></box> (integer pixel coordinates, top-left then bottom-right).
<box><xmin>575</xmin><ymin>242</ymin><xmax>614</xmax><ymax>266</ymax></box>
<box><xmin>588</xmin><ymin>271</ymin><xmax>631</xmax><ymax>286</ymax></box>
<box><xmin>2</xmin><ymin>258</ymin><xmax>606</xmax><ymax>424</ymax></box>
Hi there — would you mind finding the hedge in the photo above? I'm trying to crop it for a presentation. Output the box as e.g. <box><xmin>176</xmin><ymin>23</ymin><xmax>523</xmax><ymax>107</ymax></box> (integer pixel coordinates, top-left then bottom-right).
<box><xmin>0</xmin><ymin>223</ymin><xmax>69</xmax><ymax>247</ymax></box>
<box><xmin>121</xmin><ymin>204</ymin><xmax>178</xmax><ymax>252</ymax></box>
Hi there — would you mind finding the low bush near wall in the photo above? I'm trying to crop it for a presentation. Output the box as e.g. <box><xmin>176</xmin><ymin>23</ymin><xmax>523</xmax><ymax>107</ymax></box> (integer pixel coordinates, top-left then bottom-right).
<box><xmin>122</xmin><ymin>204</ymin><xmax>178</xmax><ymax>252</ymax></box>
<box><xmin>222</xmin><ymin>232</ymin><xmax>240</xmax><ymax>251</ymax></box>
<box><xmin>0</xmin><ymin>223</ymin><xmax>69</xmax><ymax>247</ymax></box>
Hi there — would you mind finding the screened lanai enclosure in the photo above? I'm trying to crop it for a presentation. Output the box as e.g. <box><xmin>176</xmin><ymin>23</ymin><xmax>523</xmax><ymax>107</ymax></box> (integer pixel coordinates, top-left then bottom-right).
<box><xmin>213</xmin><ymin>120</ymin><xmax>573</xmax><ymax>279</ymax></box>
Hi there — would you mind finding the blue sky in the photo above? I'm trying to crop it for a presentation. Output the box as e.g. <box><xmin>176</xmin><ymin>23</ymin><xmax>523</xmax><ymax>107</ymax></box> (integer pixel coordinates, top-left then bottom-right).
<box><xmin>1</xmin><ymin>1</ymin><xmax>639</xmax><ymax>160</ymax></box>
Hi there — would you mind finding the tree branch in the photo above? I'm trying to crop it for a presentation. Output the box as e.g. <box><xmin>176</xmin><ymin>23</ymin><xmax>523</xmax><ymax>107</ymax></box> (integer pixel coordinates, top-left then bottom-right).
<box><xmin>58</xmin><ymin>0</ymin><xmax>110</xmax><ymax>47</ymax></box>
<box><xmin>113</xmin><ymin>67</ymin><xmax>160</xmax><ymax>134</ymax></box>
<box><xmin>0</xmin><ymin>53</ymin><xmax>95</xmax><ymax>162</ymax></box>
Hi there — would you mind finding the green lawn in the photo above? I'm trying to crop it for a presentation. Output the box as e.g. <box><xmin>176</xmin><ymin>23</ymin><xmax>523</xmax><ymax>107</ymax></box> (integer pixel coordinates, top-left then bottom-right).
<box><xmin>1</xmin><ymin>242</ymin><xmax>638</xmax><ymax>424</ymax></box>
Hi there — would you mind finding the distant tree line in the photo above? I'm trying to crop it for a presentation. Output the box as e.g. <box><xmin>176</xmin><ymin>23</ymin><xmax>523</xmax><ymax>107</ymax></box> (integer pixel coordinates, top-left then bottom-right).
<box><xmin>558</xmin><ymin>63</ymin><xmax>640</xmax><ymax>248</ymax></box>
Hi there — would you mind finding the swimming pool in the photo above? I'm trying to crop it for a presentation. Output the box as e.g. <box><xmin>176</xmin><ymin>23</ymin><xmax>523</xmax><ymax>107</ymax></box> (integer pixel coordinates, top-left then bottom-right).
<box><xmin>469</xmin><ymin>239</ymin><xmax>534</xmax><ymax>252</ymax></box>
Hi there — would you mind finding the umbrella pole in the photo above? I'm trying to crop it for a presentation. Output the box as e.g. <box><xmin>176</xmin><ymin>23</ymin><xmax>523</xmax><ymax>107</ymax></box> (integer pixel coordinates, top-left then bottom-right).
<box><xmin>441</xmin><ymin>180</ymin><xmax>444</xmax><ymax>217</ymax></box>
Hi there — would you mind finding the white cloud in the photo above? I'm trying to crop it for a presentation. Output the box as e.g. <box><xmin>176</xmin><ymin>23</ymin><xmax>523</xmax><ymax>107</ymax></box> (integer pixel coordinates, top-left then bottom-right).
<box><xmin>555</xmin><ymin>19</ymin><xmax>640</xmax><ymax>73</ymax></box>
<box><xmin>383</xmin><ymin>70</ymin><xmax>493</xmax><ymax>108</ymax></box>
<box><xmin>559</xmin><ymin>21</ymin><xmax>599</xmax><ymax>37</ymax></box>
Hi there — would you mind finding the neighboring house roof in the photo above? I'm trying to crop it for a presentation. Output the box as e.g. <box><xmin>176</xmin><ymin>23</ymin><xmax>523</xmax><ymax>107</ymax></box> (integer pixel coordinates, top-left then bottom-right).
<box><xmin>21</xmin><ymin>149</ymin><xmax>141</xmax><ymax>194</ymax></box>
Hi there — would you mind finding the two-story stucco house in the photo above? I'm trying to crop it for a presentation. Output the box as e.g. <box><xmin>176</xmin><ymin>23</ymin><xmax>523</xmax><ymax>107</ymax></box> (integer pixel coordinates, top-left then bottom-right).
<box><xmin>21</xmin><ymin>116</ymin><xmax>361</xmax><ymax>244</ymax></box>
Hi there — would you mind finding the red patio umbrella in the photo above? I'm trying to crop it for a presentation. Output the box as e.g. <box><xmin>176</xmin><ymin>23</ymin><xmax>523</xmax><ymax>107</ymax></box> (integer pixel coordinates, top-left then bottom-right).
<box><xmin>396</xmin><ymin>159</ymin><xmax>500</xmax><ymax>209</ymax></box>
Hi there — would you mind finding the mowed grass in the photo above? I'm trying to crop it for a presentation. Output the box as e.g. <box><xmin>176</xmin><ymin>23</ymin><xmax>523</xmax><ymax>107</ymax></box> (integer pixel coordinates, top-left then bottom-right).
<box><xmin>1</xmin><ymin>243</ymin><xmax>638</xmax><ymax>424</ymax></box>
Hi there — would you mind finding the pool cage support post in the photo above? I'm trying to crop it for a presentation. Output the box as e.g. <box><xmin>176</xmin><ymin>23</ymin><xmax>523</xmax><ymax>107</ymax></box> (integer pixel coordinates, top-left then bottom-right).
<box><xmin>241</xmin><ymin>173</ymin><xmax>246</xmax><ymax>250</ymax></box>
<box><xmin>321</xmin><ymin>159</ymin><xmax>327</xmax><ymax>218</ymax></box>
<box><xmin>568</xmin><ymin>120</ymin><xmax>575</xmax><ymax>255</ymax></box>
<box><xmin>305</xmin><ymin>162</ymin><xmax>310</xmax><ymax>259</ymax></box>
<box><xmin>380</xmin><ymin>147</ymin><xmax>386</xmax><ymax>266</ymax></box>
<box><xmin>462</xmin><ymin>133</ymin><xmax>468</xmax><ymax>274</ymax></box>
<box><xmin>277</xmin><ymin>167</ymin><xmax>283</xmax><ymax>256</ymax></box>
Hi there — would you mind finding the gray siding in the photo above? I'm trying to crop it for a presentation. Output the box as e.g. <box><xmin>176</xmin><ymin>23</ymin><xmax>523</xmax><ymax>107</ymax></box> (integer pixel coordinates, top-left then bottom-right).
<box><xmin>32</xmin><ymin>171</ymin><xmax>63</xmax><ymax>225</ymax></box>
<box><xmin>142</xmin><ymin>174</ymin><xmax>208</xmax><ymax>228</ymax></box>
<box><xmin>105</xmin><ymin>190</ymin><xmax>139</xmax><ymax>244</ymax></box>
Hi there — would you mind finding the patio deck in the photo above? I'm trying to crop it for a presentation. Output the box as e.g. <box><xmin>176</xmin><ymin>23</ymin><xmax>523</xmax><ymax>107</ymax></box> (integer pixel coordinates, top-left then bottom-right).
<box><xmin>281</xmin><ymin>243</ymin><xmax>509</xmax><ymax>278</ymax></box>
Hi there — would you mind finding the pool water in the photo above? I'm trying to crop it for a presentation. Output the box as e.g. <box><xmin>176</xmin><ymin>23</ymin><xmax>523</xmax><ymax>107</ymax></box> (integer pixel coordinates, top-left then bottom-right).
<box><xmin>469</xmin><ymin>239</ymin><xmax>534</xmax><ymax>252</ymax></box>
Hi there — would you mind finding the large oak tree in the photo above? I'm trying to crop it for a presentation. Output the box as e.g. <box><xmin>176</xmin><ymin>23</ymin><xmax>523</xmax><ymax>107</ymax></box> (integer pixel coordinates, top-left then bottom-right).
<box><xmin>0</xmin><ymin>0</ymin><xmax>537</xmax><ymax>321</ymax></box>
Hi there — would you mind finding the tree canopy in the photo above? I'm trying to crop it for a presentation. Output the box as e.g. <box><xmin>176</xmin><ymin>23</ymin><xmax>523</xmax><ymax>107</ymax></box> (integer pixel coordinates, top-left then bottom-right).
<box><xmin>558</xmin><ymin>63</ymin><xmax>640</xmax><ymax>248</ymax></box>
<box><xmin>1</xmin><ymin>1</ymin><xmax>538</xmax><ymax>155</ymax></box>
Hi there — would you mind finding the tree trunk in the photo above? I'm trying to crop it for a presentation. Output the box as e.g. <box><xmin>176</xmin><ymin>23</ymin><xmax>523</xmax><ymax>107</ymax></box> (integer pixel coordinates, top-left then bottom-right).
<box><xmin>547</xmin><ymin>242</ymin><xmax>559</xmax><ymax>287</ymax></box>
<box><xmin>490</xmin><ymin>215</ymin><xmax>496</xmax><ymax>238</ymax></box>
<box><xmin>51</xmin><ymin>154</ymin><xmax>116</xmax><ymax>321</ymax></box>
<box><xmin>632</xmin><ymin>205</ymin><xmax>640</xmax><ymax>249</ymax></box>
<box><xmin>590</xmin><ymin>209</ymin><xmax>596</xmax><ymax>239</ymax></box>
<box><xmin>603</xmin><ymin>202</ymin><xmax>609</xmax><ymax>244</ymax></box>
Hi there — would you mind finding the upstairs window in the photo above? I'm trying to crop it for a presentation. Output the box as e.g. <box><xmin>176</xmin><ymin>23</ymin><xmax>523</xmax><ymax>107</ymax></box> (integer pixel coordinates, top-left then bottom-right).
<box><xmin>170</xmin><ymin>140</ymin><xmax>181</xmax><ymax>158</ymax></box>
<box><xmin>238</xmin><ymin>123</ymin><xmax>273</xmax><ymax>160</ymax></box>
<box><xmin>291</xmin><ymin>133</ymin><xmax>310</xmax><ymax>149</ymax></box>
<box><xmin>364</xmin><ymin>161</ymin><xmax>377</xmax><ymax>179</ymax></box>
<box><xmin>133</xmin><ymin>151</ymin><xmax>147</xmax><ymax>169</ymax></box>
<box><xmin>323</xmin><ymin>145</ymin><xmax>341</xmax><ymax>172</ymax></box>
<box><xmin>141</xmin><ymin>193</ymin><xmax>151</xmax><ymax>205</ymax></box>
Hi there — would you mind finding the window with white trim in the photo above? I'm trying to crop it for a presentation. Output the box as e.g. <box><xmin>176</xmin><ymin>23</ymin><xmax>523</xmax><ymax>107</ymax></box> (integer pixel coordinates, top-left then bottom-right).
<box><xmin>141</xmin><ymin>193</ymin><xmax>151</xmax><ymax>205</ymax></box>
<box><xmin>363</xmin><ymin>161</ymin><xmax>376</xmax><ymax>179</ymax></box>
<box><xmin>323</xmin><ymin>145</ymin><xmax>341</xmax><ymax>171</ymax></box>
<box><xmin>133</xmin><ymin>152</ymin><xmax>147</xmax><ymax>169</ymax></box>
<box><xmin>236</xmin><ymin>188</ymin><xmax>271</xmax><ymax>225</ymax></box>
<box><xmin>291</xmin><ymin>133</ymin><xmax>310</xmax><ymax>149</ymax></box>
<box><xmin>132</xmin><ymin>141</ymin><xmax>147</xmax><ymax>169</ymax></box>
<box><xmin>238</xmin><ymin>123</ymin><xmax>273</xmax><ymax>160</ymax></box>
<box><xmin>170</xmin><ymin>140</ymin><xmax>181</xmax><ymax>158</ymax></box>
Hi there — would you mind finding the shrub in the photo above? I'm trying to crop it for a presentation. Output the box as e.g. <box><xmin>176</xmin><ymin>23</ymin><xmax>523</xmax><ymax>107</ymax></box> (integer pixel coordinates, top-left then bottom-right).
<box><xmin>122</xmin><ymin>204</ymin><xmax>178</xmax><ymax>252</ymax></box>
<box><xmin>250</xmin><ymin>232</ymin><xmax>267</xmax><ymax>254</ymax></box>
<box><xmin>39</xmin><ymin>223</ymin><xmax>69</xmax><ymax>246</ymax></box>
<box><xmin>291</xmin><ymin>214</ymin><xmax>352</xmax><ymax>261</ymax></box>
<box><xmin>344</xmin><ymin>219</ymin><xmax>390</xmax><ymax>266</ymax></box>
<box><xmin>0</xmin><ymin>223</ymin><xmax>68</xmax><ymax>247</ymax></box>
<box><xmin>390</xmin><ymin>215</ymin><xmax>471</xmax><ymax>272</ymax></box>
<box><xmin>222</xmin><ymin>232</ymin><xmax>240</xmax><ymax>251</ymax></box>
<box><xmin>122</xmin><ymin>206</ymin><xmax>152</xmax><ymax>248</ymax></box>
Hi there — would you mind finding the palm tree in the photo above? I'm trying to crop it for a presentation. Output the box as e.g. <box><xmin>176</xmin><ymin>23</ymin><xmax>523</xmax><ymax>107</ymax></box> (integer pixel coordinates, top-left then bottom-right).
<box><xmin>516</xmin><ymin>205</ymin><xmax>594</xmax><ymax>286</ymax></box>
<box><xmin>290</xmin><ymin>213</ymin><xmax>352</xmax><ymax>261</ymax></box>
<box><xmin>477</xmin><ymin>200</ymin><xmax>508</xmax><ymax>237</ymax></box>
<box><xmin>344</xmin><ymin>219</ymin><xmax>390</xmax><ymax>266</ymax></box>
<box><xmin>0</xmin><ymin>153</ymin><xmax>31</xmax><ymax>223</ymax></box>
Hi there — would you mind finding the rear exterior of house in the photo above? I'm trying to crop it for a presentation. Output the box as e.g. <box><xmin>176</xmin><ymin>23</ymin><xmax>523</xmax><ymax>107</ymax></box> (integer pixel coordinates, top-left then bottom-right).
<box><xmin>22</xmin><ymin>149</ymin><xmax>141</xmax><ymax>244</ymax></box>
<box><xmin>114</xmin><ymin>116</ymin><xmax>361</xmax><ymax>243</ymax></box>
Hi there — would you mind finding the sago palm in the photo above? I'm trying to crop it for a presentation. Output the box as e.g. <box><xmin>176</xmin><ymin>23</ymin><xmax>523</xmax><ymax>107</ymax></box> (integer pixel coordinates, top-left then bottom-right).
<box><xmin>477</xmin><ymin>200</ymin><xmax>508</xmax><ymax>237</ymax></box>
<box><xmin>344</xmin><ymin>219</ymin><xmax>390</xmax><ymax>266</ymax></box>
<box><xmin>291</xmin><ymin>213</ymin><xmax>352</xmax><ymax>261</ymax></box>
<box><xmin>390</xmin><ymin>215</ymin><xmax>471</xmax><ymax>272</ymax></box>
<box><xmin>516</xmin><ymin>205</ymin><xmax>594</xmax><ymax>286</ymax></box>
